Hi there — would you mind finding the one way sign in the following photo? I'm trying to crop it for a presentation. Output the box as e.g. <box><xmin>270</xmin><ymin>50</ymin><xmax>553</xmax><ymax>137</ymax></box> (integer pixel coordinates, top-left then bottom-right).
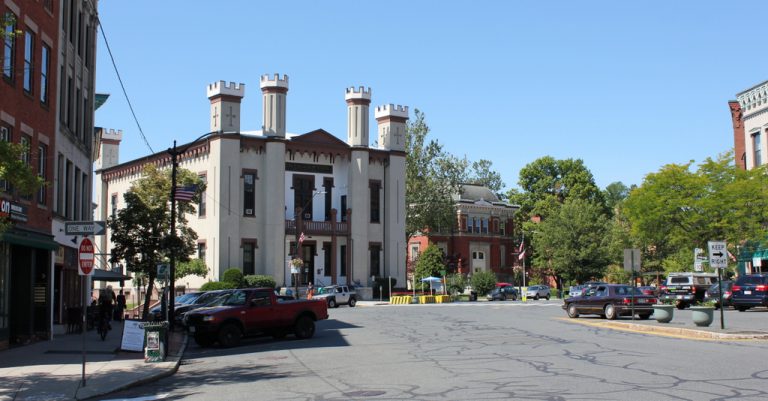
<box><xmin>707</xmin><ymin>241</ymin><xmax>728</xmax><ymax>269</ymax></box>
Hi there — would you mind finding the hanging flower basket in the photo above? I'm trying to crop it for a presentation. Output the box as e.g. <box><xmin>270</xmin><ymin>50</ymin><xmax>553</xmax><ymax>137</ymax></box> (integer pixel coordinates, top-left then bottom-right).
<box><xmin>291</xmin><ymin>258</ymin><xmax>304</xmax><ymax>268</ymax></box>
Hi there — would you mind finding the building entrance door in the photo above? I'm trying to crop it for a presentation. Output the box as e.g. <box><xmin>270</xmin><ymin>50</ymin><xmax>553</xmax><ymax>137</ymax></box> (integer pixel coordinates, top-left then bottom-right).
<box><xmin>301</xmin><ymin>244</ymin><xmax>315</xmax><ymax>286</ymax></box>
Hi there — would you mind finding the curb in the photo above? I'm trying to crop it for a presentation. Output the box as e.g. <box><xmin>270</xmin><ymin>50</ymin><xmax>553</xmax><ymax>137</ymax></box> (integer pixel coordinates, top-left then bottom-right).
<box><xmin>77</xmin><ymin>332</ymin><xmax>188</xmax><ymax>400</ymax></box>
<box><xmin>559</xmin><ymin>317</ymin><xmax>768</xmax><ymax>341</ymax></box>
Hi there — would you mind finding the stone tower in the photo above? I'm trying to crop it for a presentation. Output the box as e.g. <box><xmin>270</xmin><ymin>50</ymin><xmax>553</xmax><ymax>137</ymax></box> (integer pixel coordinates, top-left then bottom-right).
<box><xmin>345</xmin><ymin>86</ymin><xmax>371</xmax><ymax>147</ymax></box>
<box><xmin>260</xmin><ymin>74</ymin><xmax>289</xmax><ymax>138</ymax></box>
<box><xmin>207</xmin><ymin>81</ymin><xmax>245</xmax><ymax>133</ymax></box>
<box><xmin>375</xmin><ymin>104</ymin><xmax>408</xmax><ymax>152</ymax></box>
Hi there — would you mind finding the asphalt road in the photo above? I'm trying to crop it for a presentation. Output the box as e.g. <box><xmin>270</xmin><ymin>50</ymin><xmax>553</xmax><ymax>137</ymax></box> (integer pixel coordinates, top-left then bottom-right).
<box><xmin>101</xmin><ymin>301</ymin><xmax>768</xmax><ymax>401</ymax></box>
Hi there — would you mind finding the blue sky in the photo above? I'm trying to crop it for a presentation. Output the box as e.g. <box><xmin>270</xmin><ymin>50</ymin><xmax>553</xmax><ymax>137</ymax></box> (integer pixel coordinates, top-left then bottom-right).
<box><xmin>95</xmin><ymin>1</ymin><xmax>766</xmax><ymax>192</ymax></box>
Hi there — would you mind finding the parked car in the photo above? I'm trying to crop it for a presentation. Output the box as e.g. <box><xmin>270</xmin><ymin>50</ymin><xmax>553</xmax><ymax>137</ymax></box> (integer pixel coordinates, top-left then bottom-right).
<box><xmin>175</xmin><ymin>290</ymin><xmax>234</xmax><ymax>324</ymax></box>
<box><xmin>148</xmin><ymin>291</ymin><xmax>206</xmax><ymax>321</ymax></box>
<box><xmin>312</xmin><ymin>285</ymin><xmax>357</xmax><ymax>308</ymax></box>
<box><xmin>704</xmin><ymin>280</ymin><xmax>733</xmax><ymax>309</ymax></box>
<box><xmin>637</xmin><ymin>286</ymin><xmax>658</xmax><ymax>296</ymax></box>
<box><xmin>185</xmin><ymin>288</ymin><xmax>329</xmax><ymax>347</ymax></box>
<box><xmin>563</xmin><ymin>284</ymin><xmax>658</xmax><ymax>320</ymax></box>
<box><xmin>659</xmin><ymin>272</ymin><xmax>718</xmax><ymax>309</ymax></box>
<box><xmin>731</xmin><ymin>274</ymin><xmax>768</xmax><ymax>312</ymax></box>
<box><xmin>487</xmin><ymin>286</ymin><xmax>518</xmax><ymax>301</ymax></box>
<box><xmin>525</xmin><ymin>285</ymin><xmax>550</xmax><ymax>300</ymax></box>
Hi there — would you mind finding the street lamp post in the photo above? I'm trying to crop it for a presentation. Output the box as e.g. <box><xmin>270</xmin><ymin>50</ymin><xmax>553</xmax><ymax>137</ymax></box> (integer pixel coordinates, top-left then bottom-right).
<box><xmin>292</xmin><ymin>190</ymin><xmax>325</xmax><ymax>299</ymax></box>
<box><xmin>167</xmin><ymin>132</ymin><xmax>217</xmax><ymax>330</ymax></box>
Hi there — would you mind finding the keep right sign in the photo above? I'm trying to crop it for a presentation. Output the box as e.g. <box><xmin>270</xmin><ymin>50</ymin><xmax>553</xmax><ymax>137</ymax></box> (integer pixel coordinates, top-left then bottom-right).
<box><xmin>707</xmin><ymin>240</ymin><xmax>728</xmax><ymax>269</ymax></box>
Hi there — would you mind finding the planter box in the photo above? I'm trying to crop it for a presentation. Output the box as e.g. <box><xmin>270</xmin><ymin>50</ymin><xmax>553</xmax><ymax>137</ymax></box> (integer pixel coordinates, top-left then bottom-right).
<box><xmin>652</xmin><ymin>305</ymin><xmax>675</xmax><ymax>323</ymax></box>
<box><xmin>690</xmin><ymin>306</ymin><xmax>715</xmax><ymax>327</ymax></box>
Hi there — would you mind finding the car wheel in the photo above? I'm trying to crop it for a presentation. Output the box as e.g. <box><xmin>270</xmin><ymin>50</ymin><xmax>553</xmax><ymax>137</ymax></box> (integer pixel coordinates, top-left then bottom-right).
<box><xmin>638</xmin><ymin>313</ymin><xmax>651</xmax><ymax>320</ymax></box>
<box><xmin>676</xmin><ymin>302</ymin><xmax>686</xmax><ymax>310</ymax></box>
<box><xmin>328</xmin><ymin>298</ymin><xmax>337</xmax><ymax>308</ymax></box>
<box><xmin>349</xmin><ymin>297</ymin><xmax>357</xmax><ymax>307</ymax></box>
<box><xmin>605</xmin><ymin>304</ymin><xmax>617</xmax><ymax>320</ymax></box>
<box><xmin>500</xmin><ymin>294</ymin><xmax>506</xmax><ymax>301</ymax></box>
<box><xmin>294</xmin><ymin>316</ymin><xmax>315</xmax><ymax>339</ymax></box>
<box><xmin>736</xmin><ymin>306</ymin><xmax>748</xmax><ymax>312</ymax></box>
<box><xmin>534</xmin><ymin>295</ymin><xmax>540</xmax><ymax>300</ymax></box>
<box><xmin>545</xmin><ymin>294</ymin><xmax>550</xmax><ymax>300</ymax></box>
<box><xmin>567</xmin><ymin>303</ymin><xmax>579</xmax><ymax>318</ymax></box>
<box><xmin>217</xmin><ymin>323</ymin><xmax>242</xmax><ymax>348</ymax></box>
<box><xmin>512</xmin><ymin>295</ymin><xmax>518</xmax><ymax>301</ymax></box>
<box><xmin>194</xmin><ymin>334</ymin><xmax>214</xmax><ymax>347</ymax></box>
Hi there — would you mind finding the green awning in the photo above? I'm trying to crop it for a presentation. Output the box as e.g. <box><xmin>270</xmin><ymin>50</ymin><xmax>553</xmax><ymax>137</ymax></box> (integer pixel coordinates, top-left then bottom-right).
<box><xmin>1</xmin><ymin>229</ymin><xmax>58</xmax><ymax>251</ymax></box>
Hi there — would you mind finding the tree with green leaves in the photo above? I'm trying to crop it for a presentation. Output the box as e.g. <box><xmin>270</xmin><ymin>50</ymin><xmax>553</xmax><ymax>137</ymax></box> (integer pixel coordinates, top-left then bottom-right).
<box><xmin>405</xmin><ymin>110</ymin><xmax>464</xmax><ymax>239</ymax></box>
<box><xmin>413</xmin><ymin>244</ymin><xmax>445</xmax><ymax>291</ymax></box>
<box><xmin>533</xmin><ymin>198</ymin><xmax>611</xmax><ymax>285</ymax></box>
<box><xmin>108</xmin><ymin>163</ymin><xmax>204</xmax><ymax>319</ymax></box>
<box><xmin>602</xmin><ymin>181</ymin><xmax>630</xmax><ymax>214</ymax></box>
<box><xmin>470</xmin><ymin>270</ymin><xmax>497</xmax><ymax>296</ymax></box>
<box><xmin>623</xmin><ymin>151</ymin><xmax>768</xmax><ymax>274</ymax></box>
<box><xmin>469</xmin><ymin>159</ymin><xmax>505</xmax><ymax>196</ymax></box>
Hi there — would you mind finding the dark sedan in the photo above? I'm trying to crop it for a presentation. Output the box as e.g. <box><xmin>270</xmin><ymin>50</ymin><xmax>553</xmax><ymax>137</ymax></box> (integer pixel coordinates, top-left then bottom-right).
<box><xmin>563</xmin><ymin>284</ymin><xmax>658</xmax><ymax>320</ymax></box>
<box><xmin>704</xmin><ymin>280</ymin><xmax>733</xmax><ymax>309</ymax></box>
<box><xmin>487</xmin><ymin>286</ymin><xmax>518</xmax><ymax>301</ymax></box>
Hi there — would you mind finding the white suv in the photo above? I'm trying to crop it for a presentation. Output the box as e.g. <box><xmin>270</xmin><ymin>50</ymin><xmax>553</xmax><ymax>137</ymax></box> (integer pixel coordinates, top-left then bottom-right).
<box><xmin>525</xmin><ymin>285</ymin><xmax>551</xmax><ymax>300</ymax></box>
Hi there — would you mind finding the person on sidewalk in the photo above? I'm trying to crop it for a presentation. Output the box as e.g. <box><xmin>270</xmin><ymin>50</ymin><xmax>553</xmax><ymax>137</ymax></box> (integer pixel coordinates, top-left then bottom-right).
<box><xmin>115</xmin><ymin>290</ymin><xmax>126</xmax><ymax>321</ymax></box>
<box><xmin>306</xmin><ymin>282</ymin><xmax>315</xmax><ymax>299</ymax></box>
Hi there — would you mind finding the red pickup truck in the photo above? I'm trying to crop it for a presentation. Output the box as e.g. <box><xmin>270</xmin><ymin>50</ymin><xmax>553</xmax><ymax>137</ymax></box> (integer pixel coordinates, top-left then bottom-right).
<box><xmin>184</xmin><ymin>288</ymin><xmax>329</xmax><ymax>347</ymax></box>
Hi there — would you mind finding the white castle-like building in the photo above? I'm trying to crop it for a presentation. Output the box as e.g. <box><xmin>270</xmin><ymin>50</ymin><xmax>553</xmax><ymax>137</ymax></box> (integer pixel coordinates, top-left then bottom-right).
<box><xmin>94</xmin><ymin>74</ymin><xmax>408</xmax><ymax>296</ymax></box>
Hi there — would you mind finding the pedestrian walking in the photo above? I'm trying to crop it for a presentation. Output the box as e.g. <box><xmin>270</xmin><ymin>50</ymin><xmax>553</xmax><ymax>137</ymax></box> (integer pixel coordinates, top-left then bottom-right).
<box><xmin>116</xmin><ymin>289</ymin><xmax>126</xmax><ymax>321</ymax></box>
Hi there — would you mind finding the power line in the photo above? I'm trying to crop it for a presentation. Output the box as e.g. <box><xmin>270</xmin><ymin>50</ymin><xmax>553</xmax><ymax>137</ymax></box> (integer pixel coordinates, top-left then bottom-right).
<box><xmin>95</xmin><ymin>17</ymin><xmax>155</xmax><ymax>154</ymax></box>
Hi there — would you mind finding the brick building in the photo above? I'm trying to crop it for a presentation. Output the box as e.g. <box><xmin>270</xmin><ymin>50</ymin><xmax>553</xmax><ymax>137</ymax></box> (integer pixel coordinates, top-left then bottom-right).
<box><xmin>408</xmin><ymin>184</ymin><xmax>519</xmax><ymax>285</ymax></box>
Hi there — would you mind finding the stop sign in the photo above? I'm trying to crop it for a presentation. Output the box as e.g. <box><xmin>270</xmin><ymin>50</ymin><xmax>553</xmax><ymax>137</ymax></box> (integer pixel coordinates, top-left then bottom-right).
<box><xmin>78</xmin><ymin>237</ymin><xmax>95</xmax><ymax>276</ymax></box>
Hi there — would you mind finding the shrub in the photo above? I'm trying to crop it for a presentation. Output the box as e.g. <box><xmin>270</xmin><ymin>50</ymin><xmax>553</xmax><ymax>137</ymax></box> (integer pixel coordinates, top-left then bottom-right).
<box><xmin>200</xmin><ymin>281</ymin><xmax>237</xmax><ymax>291</ymax></box>
<box><xmin>372</xmin><ymin>277</ymin><xmax>398</xmax><ymax>298</ymax></box>
<box><xmin>470</xmin><ymin>270</ymin><xmax>497</xmax><ymax>296</ymax></box>
<box><xmin>445</xmin><ymin>273</ymin><xmax>466</xmax><ymax>294</ymax></box>
<box><xmin>222</xmin><ymin>268</ymin><xmax>245</xmax><ymax>288</ymax></box>
<box><xmin>244</xmin><ymin>274</ymin><xmax>276</xmax><ymax>289</ymax></box>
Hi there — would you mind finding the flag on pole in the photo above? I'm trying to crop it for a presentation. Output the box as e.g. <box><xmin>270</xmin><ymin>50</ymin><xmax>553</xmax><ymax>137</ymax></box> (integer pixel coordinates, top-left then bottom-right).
<box><xmin>299</xmin><ymin>232</ymin><xmax>306</xmax><ymax>245</ymax></box>
<box><xmin>728</xmin><ymin>250</ymin><xmax>736</xmax><ymax>262</ymax></box>
<box><xmin>174</xmin><ymin>185</ymin><xmax>197</xmax><ymax>202</ymax></box>
<box><xmin>517</xmin><ymin>242</ymin><xmax>524</xmax><ymax>254</ymax></box>
<box><xmin>518</xmin><ymin>248</ymin><xmax>526</xmax><ymax>260</ymax></box>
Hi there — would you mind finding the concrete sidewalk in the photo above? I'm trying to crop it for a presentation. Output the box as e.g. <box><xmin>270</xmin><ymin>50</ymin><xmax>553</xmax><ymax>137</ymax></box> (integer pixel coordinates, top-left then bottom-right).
<box><xmin>0</xmin><ymin>320</ymin><xmax>187</xmax><ymax>401</ymax></box>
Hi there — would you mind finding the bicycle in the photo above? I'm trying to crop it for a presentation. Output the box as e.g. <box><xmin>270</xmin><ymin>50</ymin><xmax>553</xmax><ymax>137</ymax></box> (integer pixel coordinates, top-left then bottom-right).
<box><xmin>96</xmin><ymin>313</ymin><xmax>111</xmax><ymax>341</ymax></box>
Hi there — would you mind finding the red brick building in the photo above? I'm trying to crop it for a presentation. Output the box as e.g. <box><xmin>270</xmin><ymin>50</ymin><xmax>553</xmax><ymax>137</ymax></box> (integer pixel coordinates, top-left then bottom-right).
<box><xmin>0</xmin><ymin>0</ymin><xmax>60</xmax><ymax>349</ymax></box>
<box><xmin>408</xmin><ymin>184</ymin><xmax>520</xmax><ymax>285</ymax></box>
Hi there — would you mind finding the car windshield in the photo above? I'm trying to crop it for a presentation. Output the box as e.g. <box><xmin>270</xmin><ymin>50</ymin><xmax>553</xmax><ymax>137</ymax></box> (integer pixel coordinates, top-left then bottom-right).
<box><xmin>317</xmin><ymin>286</ymin><xmax>335</xmax><ymax>295</ymax></box>
<box><xmin>175</xmin><ymin>293</ymin><xmax>200</xmax><ymax>304</ymax></box>
<box><xmin>198</xmin><ymin>291</ymin><xmax>229</xmax><ymax>305</ymax></box>
<box><xmin>614</xmin><ymin>286</ymin><xmax>644</xmax><ymax>296</ymax></box>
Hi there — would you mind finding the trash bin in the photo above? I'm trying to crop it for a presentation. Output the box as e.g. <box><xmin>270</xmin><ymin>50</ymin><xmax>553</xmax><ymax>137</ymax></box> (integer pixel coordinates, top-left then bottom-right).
<box><xmin>142</xmin><ymin>321</ymin><xmax>168</xmax><ymax>362</ymax></box>
<box><xmin>469</xmin><ymin>291</ymin><xmax>478</xmax><ymax>302</ymax></box>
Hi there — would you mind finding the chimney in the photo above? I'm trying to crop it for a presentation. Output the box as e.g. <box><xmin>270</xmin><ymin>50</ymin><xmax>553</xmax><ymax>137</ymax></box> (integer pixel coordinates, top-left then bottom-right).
<box><xmin>260</xmin><ymin>74</ymin><xmax>289</xmax><ymax>138</ymax></box>
<box><xmin>345</xmin><ymin>86</ymin><xmax>371</xmax><ymax>147</ymax></box>
<box><xmin>95</xmin><ymin>128</ymin><xmax>123</xmax><ymax>170</ymax></box>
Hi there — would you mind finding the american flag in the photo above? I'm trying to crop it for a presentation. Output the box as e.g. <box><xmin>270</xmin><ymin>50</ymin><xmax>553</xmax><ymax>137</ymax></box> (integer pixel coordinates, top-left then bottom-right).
<box><xmin>518</xmin><ymin>248</ymin><xmax>526</xmax><ymax>260</ymax></box>
<box><xmin>299</xmin><ymin>232</ymin><xmax>306</xmax><ymax>245</ymax></box>
<box><xmin>174</xmin><ymin>185</ymin><xmax>196</xmax><ymax>202</ymax></box>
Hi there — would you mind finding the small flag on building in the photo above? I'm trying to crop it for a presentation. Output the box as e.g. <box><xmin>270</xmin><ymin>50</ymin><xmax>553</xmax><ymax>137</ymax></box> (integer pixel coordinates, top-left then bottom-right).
<box><xmin>174</xmin><ymin>185</ymin><xmax>197</xmax><ymax>202</ymax></box>
<box><xmin>518</xmin><ymin>248</ymin><xmax>526</xmax><ymax>260</ymax></box>
<box><xmin>299</xmin><ymin>232</ymin><xmax>306</xmax><ymax>245</ymax></box>
<box><xmin>728</xmin><ymin>250</ymin><xmax>736</xmax><ymax>262</ymax></box>
<box><xmin>517</xmin><ymin>242</ymin><xmax>524</xmax><ymax>254</ymax></box>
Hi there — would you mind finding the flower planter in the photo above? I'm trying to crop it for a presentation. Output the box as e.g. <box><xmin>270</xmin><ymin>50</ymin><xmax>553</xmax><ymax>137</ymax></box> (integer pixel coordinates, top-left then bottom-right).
<box><xmin>652</xmin><ymin>304</ymin><xmax>674</xmax><ymax>323</ymax></box>
<box><xmin>690</xmin><ymin>306</ymin><xmax>715</xmax><ymax>327</ymax></box>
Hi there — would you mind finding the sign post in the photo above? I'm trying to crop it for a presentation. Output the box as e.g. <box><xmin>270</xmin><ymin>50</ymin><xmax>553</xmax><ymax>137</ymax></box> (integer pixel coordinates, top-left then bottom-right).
<box><xmin>623</xmin><ymin>249</ymin><xmax>641</xmax><ymax>320</ymax></box>
<box><xmin>708</xmin><ymin>241</ymin><xmax>727</xmax><ymax>330</ymax></box>
<box><xmin>77</xmin><ymin>236</ymin><xmax>94</xmax><ymax>387</ymax></box>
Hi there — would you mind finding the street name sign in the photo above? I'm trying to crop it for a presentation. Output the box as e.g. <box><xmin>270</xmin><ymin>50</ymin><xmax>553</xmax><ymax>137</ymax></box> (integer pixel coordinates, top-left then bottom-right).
<box><xmin>78</xmin><ymin>238</ymin><xmax>95</xmax><ymax>276</ymax></box>
<box><xmin>707</xmin><ymin>241</ymin><xmax>728</xmax><ymax>269</ymax></box>
<box><xmin>623</xmin><ymin>248</ymin><xmax>641</xmax><ymax>272</ymax></box>
<box><xmin>65</xmin><ymin>221</ymin><xmax>106</xmax><ymax>236</ymax></box>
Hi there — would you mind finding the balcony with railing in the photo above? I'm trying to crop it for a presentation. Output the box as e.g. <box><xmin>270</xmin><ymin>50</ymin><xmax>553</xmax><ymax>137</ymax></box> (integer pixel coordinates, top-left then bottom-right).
<box><xmin>285</xmin><ymin>219</ymin><xmax>349</xmax><ymax>236</ymax></box>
